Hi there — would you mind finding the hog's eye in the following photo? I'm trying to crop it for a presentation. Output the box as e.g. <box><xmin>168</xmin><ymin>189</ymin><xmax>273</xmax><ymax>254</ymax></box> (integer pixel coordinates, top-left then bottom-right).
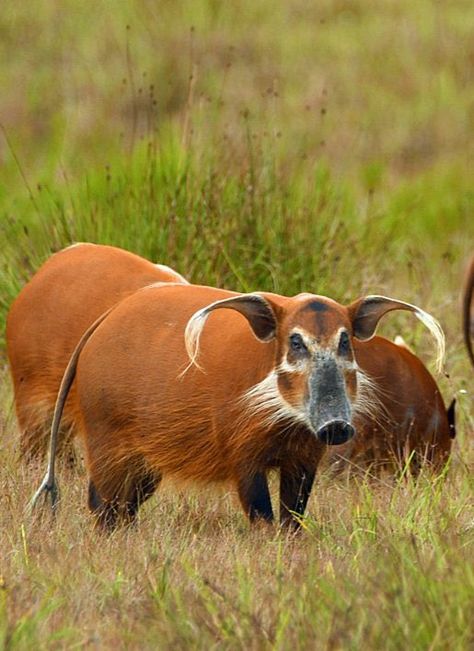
<box><xmin>338</xmin><ymin>331</ymin><xmax>351</xmax><ymax>356</ymax></box>
<box><xmin>289</xmin><ymin>333</ymin><xmax>307</xmax><ymax>354</ymax></box>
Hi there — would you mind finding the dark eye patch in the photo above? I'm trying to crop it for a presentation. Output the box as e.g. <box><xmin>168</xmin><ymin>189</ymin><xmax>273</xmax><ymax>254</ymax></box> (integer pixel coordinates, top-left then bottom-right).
<box><xmin>338</xmin><ymin>331</ymin><xmax>351</xmax><ymax>357</ymax></box>
<box><xmin>289</xmin><ymin>333</ymin><xmax>308</xmax><ymax>354</ymax></box>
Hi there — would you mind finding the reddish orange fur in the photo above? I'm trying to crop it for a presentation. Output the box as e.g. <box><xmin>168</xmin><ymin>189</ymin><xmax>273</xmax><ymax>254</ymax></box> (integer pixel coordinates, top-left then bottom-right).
<box><xmin>74</xmin><ymin>286</ymin><xmax>293</xmax><ymax>495</ymax></box>
<box><xmin>6</xmin><ymin>243</ymin><xmax>185</xmax><ymax>460</ymax></box>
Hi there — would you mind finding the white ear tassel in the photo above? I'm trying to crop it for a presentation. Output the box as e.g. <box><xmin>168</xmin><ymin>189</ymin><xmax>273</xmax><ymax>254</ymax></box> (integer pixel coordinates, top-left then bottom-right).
<box><xmin>183</xmin><ymin>292</ymin><xmax>271</xmax><ymax>374</ymax></box>
<box><xmin>367</xmin><ymin>295</ymin><xmax>446</xmax><ymax>373</ymax></box>
<box><xmin>411</xmin><ymin>306</ymin><xmax>445</xmax><ymax>373</ymax></box>
<box><xmin>183</xmin><ymin>307</ymin><xmax>211</xmax><ymax>371</ymax></box>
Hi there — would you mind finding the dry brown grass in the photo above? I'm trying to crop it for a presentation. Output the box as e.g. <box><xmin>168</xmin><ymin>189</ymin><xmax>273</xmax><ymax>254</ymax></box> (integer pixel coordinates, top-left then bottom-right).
<box><xmin>1</xmin><ymin>358</ymin><xmax>473</xmax><ymax>650</ymax></box>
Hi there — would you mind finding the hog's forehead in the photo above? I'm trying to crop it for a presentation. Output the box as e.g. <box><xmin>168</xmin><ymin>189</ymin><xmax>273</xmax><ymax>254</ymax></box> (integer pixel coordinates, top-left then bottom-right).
<box><xmin>286</xmin><ymin>296</ymin><xmax>350</xmax><ymax>337</ymax></box>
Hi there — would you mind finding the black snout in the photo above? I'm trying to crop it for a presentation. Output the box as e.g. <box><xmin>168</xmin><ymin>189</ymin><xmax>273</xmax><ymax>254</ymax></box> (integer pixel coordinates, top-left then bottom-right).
<box><xmin>317</xmin><ymin>420</ymin><xmax>355</xmax><ymax>446</ymax></box>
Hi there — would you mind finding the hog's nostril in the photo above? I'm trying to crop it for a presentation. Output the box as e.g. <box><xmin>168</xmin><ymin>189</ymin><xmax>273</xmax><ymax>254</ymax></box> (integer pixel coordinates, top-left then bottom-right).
<box><xmin>317</xmin><ymin>420</ymin><xmax>355</xmax><ymax>446</ymax></box>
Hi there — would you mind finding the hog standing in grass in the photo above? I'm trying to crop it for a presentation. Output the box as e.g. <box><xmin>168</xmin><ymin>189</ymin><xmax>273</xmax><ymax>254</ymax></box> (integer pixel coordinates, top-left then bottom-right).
<box><xmin>6</xmin><ymin>243</ymin><xmax>187</xmax><ymax>461</ymax></box>
<box><xmin>33</xmin><ymin>283</ymin><xmax>444</xmax><ymax>528</ymax></box>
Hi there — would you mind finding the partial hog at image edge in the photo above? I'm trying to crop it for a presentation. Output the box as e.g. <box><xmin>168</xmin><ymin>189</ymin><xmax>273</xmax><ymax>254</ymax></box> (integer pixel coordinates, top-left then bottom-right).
<box><xmin>462</xmin><ymin>254</ymin><xmax>474</xmax><ymax>368</ymax></box>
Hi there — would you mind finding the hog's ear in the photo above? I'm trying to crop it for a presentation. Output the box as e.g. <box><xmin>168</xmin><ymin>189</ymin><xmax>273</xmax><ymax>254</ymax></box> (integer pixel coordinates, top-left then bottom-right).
<box><xmin>184</xmin><ymin>293</ymin><xmax>279</xmax><ymax>368</ymax></box>
<box><xmin>348</xmin><ymin>295</ymin><xmax>445</xmax><ymax>372</ymax></box>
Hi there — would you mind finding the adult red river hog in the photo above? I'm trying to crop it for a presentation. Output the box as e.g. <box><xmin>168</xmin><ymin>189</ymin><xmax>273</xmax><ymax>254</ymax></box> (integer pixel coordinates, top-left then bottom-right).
<box><xmin>31</xmin><ymin>283</ymin><xmax>445</xmax><ymax>529</ymax></box>
<box><xmin>6</xmin><ymin>243</ymin><xmax>187</xmax><ymax>461</ymax></box>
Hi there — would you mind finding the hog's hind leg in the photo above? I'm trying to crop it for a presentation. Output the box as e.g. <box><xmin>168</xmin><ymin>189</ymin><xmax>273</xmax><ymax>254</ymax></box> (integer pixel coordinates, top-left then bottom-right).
<box><xmin>88</xmin><ymin>463</ymin><xmax>161</xmax><ymax>531</ymax></box>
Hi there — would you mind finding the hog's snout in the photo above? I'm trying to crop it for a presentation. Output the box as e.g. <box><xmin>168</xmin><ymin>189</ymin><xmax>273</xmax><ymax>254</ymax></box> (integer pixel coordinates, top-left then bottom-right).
<box><xmin>316</xmin><ymin>419</ymin><xmax>355</xmax><ymax>446</ymax></box>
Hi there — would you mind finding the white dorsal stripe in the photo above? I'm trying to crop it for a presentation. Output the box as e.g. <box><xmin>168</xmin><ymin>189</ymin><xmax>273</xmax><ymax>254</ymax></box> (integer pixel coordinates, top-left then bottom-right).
<box><xmin>62</xmin><ymin>242</ymin><xmax>92</xmax><ymax>251</ymax></box>
<box><xmin>154</xmin><ymin>264</ymin><xmax>189</xmax><ymax>284</ymax></box>
<box><xmin>394</xmin><ymin>335</ymin><xmax>415</xmax><ymax>354</ymax></box>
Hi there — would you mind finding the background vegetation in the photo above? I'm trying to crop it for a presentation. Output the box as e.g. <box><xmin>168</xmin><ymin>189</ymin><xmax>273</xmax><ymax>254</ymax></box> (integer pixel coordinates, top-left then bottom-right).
<box><xmin>0</xmin><ymin>1</ymin><xmax>473</xmax><ymax>648</ymax></box>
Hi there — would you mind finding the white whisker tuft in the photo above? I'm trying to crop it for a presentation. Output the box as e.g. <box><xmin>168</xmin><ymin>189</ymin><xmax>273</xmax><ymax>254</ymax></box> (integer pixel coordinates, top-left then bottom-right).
<box><xmin>276</xmin><ymin>359</ymin><xmax>307</xmax><ymax>374</ymax></box>
<box><xmin>352</xmin><ymin>367</ymin><xmax>391</xmax><ymax>430</ymax></box>
<box><xmin>239</xmin><ymin>371</ymin><xmax>311</xmax><ymax>430</ymax></box>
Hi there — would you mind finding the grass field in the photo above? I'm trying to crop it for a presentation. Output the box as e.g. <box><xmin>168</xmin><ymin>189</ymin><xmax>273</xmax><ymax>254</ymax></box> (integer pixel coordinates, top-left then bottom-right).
<box><xmin>0</xmin><ymin>1</ymin><xmax>473</xmax><ymax>649</ymax></box>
